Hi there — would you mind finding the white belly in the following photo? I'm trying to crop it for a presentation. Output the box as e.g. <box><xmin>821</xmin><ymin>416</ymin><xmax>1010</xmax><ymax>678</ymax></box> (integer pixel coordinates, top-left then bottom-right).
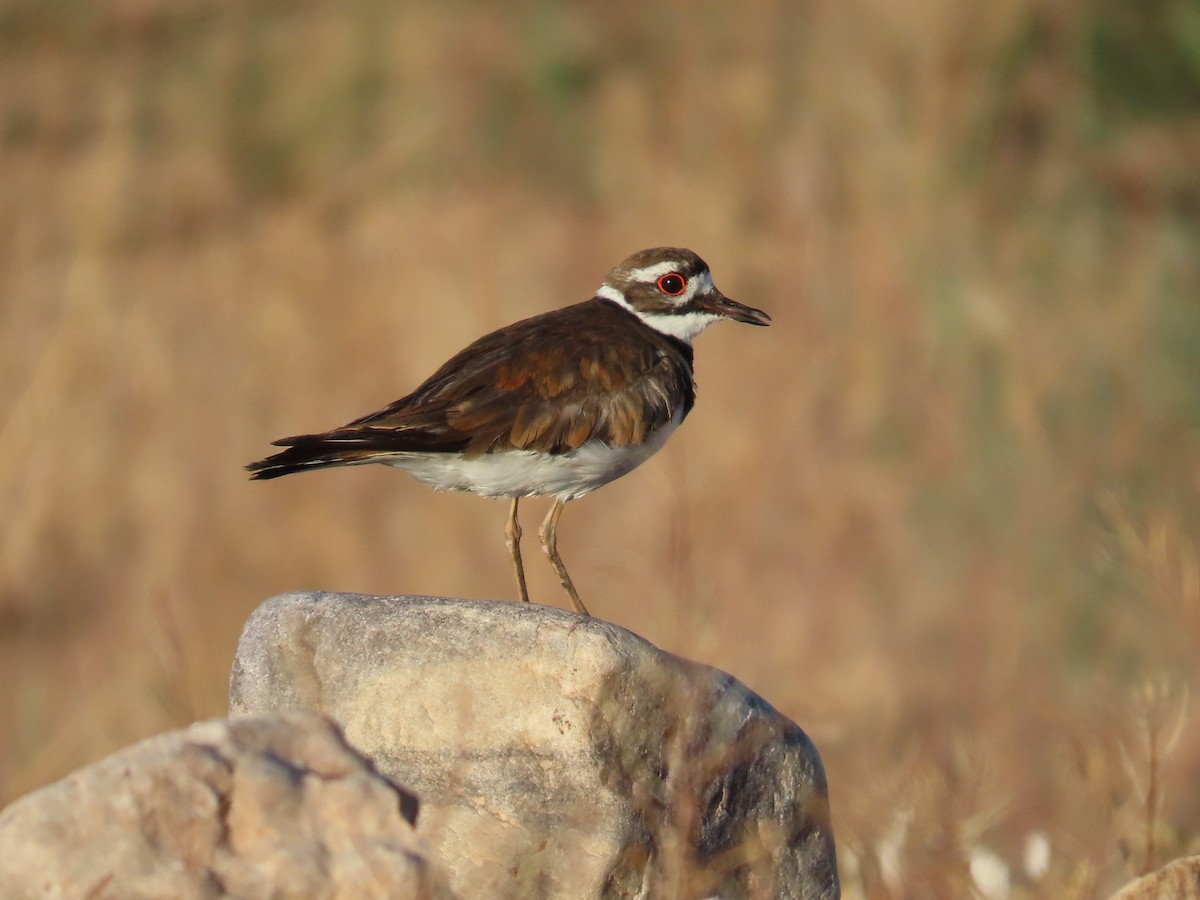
<box><xmin>381</xmin><ymin>415</ymin><xmax>681</xmax><ymax>500</ymax></box>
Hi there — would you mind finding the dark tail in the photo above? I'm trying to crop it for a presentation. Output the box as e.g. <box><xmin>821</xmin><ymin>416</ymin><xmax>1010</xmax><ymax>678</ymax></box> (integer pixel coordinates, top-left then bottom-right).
<box><xmin>247</xmin><ymin>428</ymin><xmax>470</xmax><ymax>480</ymax></box>
<box><xmin>246</xmin><ymin>435</ymin><xmax>384</xmax><ymax>480</ymax></box>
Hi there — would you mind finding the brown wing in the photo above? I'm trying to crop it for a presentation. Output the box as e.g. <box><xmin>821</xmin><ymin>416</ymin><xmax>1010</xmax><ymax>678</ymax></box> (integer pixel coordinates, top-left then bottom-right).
<box><xmin>349</xmin><ymin>298</ymin><xmax>695</xmax><ymax>455</ymax></box>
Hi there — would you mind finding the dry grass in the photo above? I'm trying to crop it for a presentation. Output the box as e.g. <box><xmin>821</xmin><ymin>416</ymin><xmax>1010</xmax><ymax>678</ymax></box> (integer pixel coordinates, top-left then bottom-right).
<box><xmin>2</xmin><ymin>1</ymin><xmax>1199</xmax><ymax>895</ymax></box>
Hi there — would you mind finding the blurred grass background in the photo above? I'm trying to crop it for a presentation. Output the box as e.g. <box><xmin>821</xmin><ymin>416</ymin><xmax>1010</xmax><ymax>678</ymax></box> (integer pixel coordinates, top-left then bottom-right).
<box><xmin>2</xmin><ymin>0</ymin><xmax>1199</xmax><ymax>894</ymax></box>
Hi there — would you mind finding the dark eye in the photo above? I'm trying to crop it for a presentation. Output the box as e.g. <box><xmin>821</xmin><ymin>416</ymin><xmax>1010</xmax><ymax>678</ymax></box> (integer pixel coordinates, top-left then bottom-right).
<box><xmin>656</xmin><ymin>273</ymin><xmax>686</xmax><ymax>295</ymax></box>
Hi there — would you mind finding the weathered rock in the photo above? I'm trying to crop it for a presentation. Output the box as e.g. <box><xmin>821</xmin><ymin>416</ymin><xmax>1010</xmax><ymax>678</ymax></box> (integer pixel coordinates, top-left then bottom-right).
<box><xmin>0</xmin><ymin>710</ymin><xmax>454</xmax><ymax>900</ymax></box>
<box><xmin>231</xmin><ymin>592</ymin><xmax>839</xmax><ymax>899</ymax></box>
<box><xmin>1110</xmin><ymin>855</ymin><xmax>1200</xmax><ymax>899</ymax></box>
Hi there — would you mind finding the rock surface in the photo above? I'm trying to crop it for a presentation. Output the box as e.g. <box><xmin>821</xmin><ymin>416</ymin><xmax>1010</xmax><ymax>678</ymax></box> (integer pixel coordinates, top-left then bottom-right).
<box><xmin>231</xmin><ymin>592</ymin><xmax>839</xmax><ymax>899</ymax></box>
<box><xmin>0</xmin><ymin>710</ymin><xmax>453</xmax><ymax>900</ymax></box>
<box><xmin>1110</xmin><ymin>855</ymin><xmax>1200</xmax><ymax>899</ymax></box>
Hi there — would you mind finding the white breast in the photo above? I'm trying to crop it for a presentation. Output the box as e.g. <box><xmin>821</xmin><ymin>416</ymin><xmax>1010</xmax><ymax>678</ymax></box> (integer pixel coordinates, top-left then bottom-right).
<box><xmin>380</xmin><ymin>411</ymin><xmax>682</xmax><ymax>500</ymax></box>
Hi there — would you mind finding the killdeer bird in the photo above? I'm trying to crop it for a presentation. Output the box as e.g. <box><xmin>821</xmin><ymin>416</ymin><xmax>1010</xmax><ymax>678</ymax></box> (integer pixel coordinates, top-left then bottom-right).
<box><xmin>248</xmin><ymin>246</ymin><xmax>769</xmax><ymax>615</ymax></box>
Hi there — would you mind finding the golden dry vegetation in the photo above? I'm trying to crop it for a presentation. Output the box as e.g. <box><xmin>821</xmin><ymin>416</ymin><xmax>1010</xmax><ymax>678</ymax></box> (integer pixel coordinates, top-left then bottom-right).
<box><xmin>2</xmin><ymin>1</ymin><xmax>1199</xmax><ymax>895</ymax></box>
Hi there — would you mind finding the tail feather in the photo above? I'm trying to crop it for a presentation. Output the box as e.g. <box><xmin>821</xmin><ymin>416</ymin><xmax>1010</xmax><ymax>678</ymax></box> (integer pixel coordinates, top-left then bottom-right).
<box><xmin>246</xmin><ymin>428</ymin><xmax>470</xmax><ymax>480</ymax></box>
<box><xmin>246</xmin><ymin>444</ymin><xmax>380</xmax><ymax>480</ymax></box>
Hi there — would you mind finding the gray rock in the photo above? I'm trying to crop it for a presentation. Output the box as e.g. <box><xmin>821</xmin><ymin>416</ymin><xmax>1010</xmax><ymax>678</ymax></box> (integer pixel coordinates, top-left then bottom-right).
<box><xmin>0</xmin><ymin>710</ymin><xmax>454</xmax><ymax>900</ymax></box>
<box><xmin>1110</xmin><ymin>855</ymin><xmax>1200</xmax><ymax>899</ymax></box>
<box><xmin>231</xmin><ymin>592</ymin><xmax>839</xmax><ymax>899</ymax></box>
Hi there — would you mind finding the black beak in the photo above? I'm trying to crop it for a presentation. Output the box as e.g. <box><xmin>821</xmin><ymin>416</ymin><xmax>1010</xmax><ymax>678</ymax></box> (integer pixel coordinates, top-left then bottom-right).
<box><xmin>699</xmin><ymin>290</ymin><xmax>771</xmax><ymax>326</ymax></box>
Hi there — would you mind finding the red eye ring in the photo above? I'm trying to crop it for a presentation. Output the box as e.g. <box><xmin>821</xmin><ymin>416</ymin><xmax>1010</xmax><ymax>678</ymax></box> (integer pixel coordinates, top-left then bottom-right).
<box><xmin>656</xmin><ymin>273</ymin><xmax>687</xmax><ymax>296</ymax></box>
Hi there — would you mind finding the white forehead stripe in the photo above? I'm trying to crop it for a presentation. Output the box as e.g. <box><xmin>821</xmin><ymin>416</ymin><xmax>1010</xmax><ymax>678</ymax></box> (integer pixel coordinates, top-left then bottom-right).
<box><xmin>690</xmin><ymin>271</ymin><xmax>714</xmax><ymax>303</ymax></box>
<box><xmin>630</xmin><ymin>260</ymin><xmax>685</xmax><ymax>282</ymax></box>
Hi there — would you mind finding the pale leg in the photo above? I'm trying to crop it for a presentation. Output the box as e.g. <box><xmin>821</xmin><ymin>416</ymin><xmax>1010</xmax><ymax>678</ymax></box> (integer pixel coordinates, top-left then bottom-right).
<box><xmin>539</xmin><ymin>497</ymin><xmax>589</xmax><ymax>615</ymax></box>
<box><xmin>505</xmin><ymin>496</ymin><xmax>530</xmax><ymax>603</ymax></box>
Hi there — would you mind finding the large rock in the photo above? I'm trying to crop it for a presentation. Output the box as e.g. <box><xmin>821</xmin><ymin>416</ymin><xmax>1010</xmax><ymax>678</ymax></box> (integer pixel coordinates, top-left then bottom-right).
<box><xmin>231</xmin><ymin>592</ymin><xmax>839</xmax><ymax>899</ymax></box>
<box><xmin>1110</xmin><ymin>855</ymin><xmax>1200</xmax><ymax>898</ymax></box>
<box><xmin>0</xmin><ymin>710</ymin><xmax>454</xmax><ymax>900</ymax></box>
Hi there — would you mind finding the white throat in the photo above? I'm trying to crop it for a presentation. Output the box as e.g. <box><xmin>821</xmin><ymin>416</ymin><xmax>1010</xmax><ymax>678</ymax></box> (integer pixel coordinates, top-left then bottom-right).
<box><xmin>595</xmin><ymin>285</ymin><xmax>720</xmax><ymax>345</ymax></box>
